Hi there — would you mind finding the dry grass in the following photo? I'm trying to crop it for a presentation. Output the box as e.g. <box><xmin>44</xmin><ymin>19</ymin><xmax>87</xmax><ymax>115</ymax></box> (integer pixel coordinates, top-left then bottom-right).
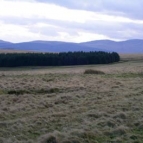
<box><xmin>120</xmin><ymin>54</ymin><xmax>143</xmax><ymax>61</ymax></box>
<box><xmin>0</xmin><ymin>54</ymin><xmax>143</xmax><ymax>143</ymax></box>
<box><xmin>0</xmin><ymin>49</ymin><xmax>35</xmax><ymax>53</ymax></box>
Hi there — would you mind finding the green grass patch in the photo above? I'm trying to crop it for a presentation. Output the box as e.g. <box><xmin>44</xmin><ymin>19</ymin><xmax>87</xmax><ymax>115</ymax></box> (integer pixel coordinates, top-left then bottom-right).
<box><xmin>131</xmin><ymin>128</ymin><xmax>143</xmax><ymax>142</ymax></box>
<box><xmin>103</xmin><ymin>72</ymin><xmax>143</xmax><ymax>79</ymax></box>
<box><xmin>116</xmin><ymin>73</ymin><xmax>143</xmax><ymax>78</ymax></box>
<box><xmin>0</xmin><ymin>90</ymin><xmax>5</xmax><ymax>95</ymax></box>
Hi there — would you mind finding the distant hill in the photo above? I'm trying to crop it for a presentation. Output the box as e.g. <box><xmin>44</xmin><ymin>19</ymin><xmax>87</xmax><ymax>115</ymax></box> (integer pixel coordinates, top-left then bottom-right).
<box><xmin>0</xmin><ymin>40</ymin><xmax>9</xmax><ymax>44</ymax></box>
<box><xmin>80</xmin><ymin>39</ymin><xmax>143</xmax><ymax>53</ymax></box>
<box><xmin>0</xmin><ymin>40</ymin><xmax>104</xmax><ymax>52</ymax></box>
<box><xmin>0</xmin><ymin>39</ymin><xmax>143</xmax><ymax>53</ymax></box>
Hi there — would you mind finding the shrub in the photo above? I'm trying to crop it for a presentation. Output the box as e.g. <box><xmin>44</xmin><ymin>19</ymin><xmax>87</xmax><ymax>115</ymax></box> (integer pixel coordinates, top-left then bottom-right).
<box><xmin>84</xmin><ymin>69</ymin><xmax>105</xmax><ymax>74</ymax></box>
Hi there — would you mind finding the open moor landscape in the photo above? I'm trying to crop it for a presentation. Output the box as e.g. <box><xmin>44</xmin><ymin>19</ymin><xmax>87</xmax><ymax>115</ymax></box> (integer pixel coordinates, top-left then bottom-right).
<box><xmin>0</xmin><ymin>54</ymin><xmax>143</xmax><ymax>143</ymax></box>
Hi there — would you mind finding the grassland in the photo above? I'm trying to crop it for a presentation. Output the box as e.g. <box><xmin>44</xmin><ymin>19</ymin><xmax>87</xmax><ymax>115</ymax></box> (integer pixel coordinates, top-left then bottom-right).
<box><xmin>0</xmin><ymin>54</ymin><xmax>143</xmax><ymax>143</ymax></box>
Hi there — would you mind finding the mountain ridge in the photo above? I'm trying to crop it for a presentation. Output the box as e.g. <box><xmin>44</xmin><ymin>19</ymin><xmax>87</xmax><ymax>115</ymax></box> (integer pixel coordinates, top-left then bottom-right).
<box><xmin>0</xmin><ymin>39</ymin><xmax>143</xmax><ymax>53</ymax></box>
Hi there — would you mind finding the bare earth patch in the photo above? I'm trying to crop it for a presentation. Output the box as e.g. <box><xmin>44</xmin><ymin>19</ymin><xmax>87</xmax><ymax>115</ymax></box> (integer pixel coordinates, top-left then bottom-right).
<box><xmin>0</xmin><ymin>54</ymin><xmax>143</xmax><ymax>143</ymax></box>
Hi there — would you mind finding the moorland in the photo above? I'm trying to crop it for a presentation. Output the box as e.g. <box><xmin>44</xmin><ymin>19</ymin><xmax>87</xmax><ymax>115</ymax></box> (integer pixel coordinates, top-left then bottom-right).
<box><xmin>0</xmin><ymin>54</ymin><xmax>143</xmax><ymax>143</ymax></box>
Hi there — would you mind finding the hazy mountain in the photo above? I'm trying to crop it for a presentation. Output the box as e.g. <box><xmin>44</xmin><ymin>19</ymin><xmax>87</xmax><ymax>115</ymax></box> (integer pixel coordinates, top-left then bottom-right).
<box><xmin>80</xmin><ymin>39</ymin><xmax>143</xmax><ymax>53</ymax></box>
<box><xmin>0</xmin><ymin>39</ymin><xmax>143</xmax><ymax>53</ymax></box>
<box><xmin>0</xmin><ymin>40</ymin><xmax>104</xmax><ymax>52</ymax></box>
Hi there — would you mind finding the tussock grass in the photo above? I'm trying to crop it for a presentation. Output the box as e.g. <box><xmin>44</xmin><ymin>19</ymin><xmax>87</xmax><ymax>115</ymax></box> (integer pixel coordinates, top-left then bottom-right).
<box><xmin>7</xmin><ymin>88</ymin><xmax>60</xmax><ymax>95</ymax></box>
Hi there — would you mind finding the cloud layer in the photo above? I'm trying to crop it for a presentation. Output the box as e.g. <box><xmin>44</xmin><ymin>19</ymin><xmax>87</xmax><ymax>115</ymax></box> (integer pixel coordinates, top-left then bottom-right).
<box><xmin>0</xmin><ymin>0</ymin><xmax>143</xmax><ymax>43</ymax></box>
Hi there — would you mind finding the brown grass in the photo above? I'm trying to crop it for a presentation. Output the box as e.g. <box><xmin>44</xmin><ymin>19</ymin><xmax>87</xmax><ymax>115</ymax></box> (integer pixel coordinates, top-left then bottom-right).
<box><xmin>120</xmin><ymin>53</ymin><xmax>143</xmax><ymax>61</ymax></box>
<box><xmin>0</xmin><ymin>54</ymin><xmax>143</xmax><ymax>143</ymax></box>
<box><xmin>0</xmin><ymin>49</ymin><xmax>35</xmax><ymax>53</ymax></box>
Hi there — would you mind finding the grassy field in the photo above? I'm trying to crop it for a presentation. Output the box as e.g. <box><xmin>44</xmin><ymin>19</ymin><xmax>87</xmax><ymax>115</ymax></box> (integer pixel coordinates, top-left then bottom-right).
<box><xmin>0</xmin><ymin>54</ymin><xmax>143</xmax><ymax>143</ymax></box>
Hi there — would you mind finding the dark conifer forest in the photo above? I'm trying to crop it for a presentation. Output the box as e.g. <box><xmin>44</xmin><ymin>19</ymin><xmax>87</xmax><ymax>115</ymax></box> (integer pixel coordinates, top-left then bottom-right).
<box><xmin>0</xmin><ymin>51</ymin><xmax>120</xmax><ymax>67</ymax></box>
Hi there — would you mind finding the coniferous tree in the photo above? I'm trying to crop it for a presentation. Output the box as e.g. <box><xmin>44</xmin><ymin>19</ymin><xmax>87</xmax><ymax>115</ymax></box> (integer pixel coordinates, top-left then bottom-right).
<box><xmin>0</xmin><ymin>51</ymin><xmax>120</xmax><ymax>67</ymax></box>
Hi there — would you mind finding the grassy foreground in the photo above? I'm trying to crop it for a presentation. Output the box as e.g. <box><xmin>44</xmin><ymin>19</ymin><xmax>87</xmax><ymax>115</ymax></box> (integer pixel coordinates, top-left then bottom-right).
<box><xmin>0</xmin><ymin>54</ymin><xmax>143</xmax><ymax>143</ymax></box>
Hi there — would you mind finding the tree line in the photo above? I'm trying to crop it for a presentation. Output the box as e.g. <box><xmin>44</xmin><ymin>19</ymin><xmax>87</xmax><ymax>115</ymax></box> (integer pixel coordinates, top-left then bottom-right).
<box><xmin>0</xmin><ymin>51</ymin><xmax>120</xmax><ymax>67</ymax></box>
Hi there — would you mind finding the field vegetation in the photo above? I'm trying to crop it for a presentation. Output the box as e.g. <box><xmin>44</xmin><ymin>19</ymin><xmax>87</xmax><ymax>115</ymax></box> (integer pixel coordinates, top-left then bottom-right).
<box><xmin>0</xmin><ymin>54</ymin><xmax>143</xmax><ymax>143</ymax></box>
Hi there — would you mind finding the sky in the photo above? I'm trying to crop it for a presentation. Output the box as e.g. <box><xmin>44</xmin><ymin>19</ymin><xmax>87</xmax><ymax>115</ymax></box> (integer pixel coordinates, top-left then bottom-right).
<box><xmin>0</xmin><ymin>0</ymin><xmax>143</xmax><ymax>43</ymax></box>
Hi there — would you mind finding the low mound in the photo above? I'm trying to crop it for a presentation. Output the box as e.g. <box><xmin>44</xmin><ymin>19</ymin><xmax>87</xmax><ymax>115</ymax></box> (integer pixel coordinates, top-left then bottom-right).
<box><xmin>84</xmin><ymin>69</ymin><xmax>105</xmax><ymax>74</ymax></box>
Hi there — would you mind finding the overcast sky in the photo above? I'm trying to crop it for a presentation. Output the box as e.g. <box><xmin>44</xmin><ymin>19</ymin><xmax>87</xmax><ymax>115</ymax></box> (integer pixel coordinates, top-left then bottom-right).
<box><xmin>0</xmin><ymin>0</ymin><xmax>143</xmax><ymax>43</ymax></box>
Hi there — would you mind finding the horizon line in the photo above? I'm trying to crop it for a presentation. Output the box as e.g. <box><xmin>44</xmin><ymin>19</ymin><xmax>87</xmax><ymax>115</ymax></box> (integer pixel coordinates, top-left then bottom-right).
<box><xmin>0</xmin><ymin>38</ymin><xmax>143</xmax><ymax>44</ymax></box>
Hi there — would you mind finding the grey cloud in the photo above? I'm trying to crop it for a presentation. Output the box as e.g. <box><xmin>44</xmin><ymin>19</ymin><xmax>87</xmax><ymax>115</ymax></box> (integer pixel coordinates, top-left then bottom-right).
<box><xmin>35</xmin><ymin>0</ymin><xmax>143</xmax><ymax>20</ymax></box>
<box><xmin>0</xmin><ymin>16</ymin><xmax>35</xmax><ymax>25</ymax></box>
<box><xmin>30</xmin><ymin>26</ymin><xmax>60</xmax><ymax>37</ymax></box>
<box><xmin>1</xmin><ymin>14</ymin><xmax>143</xmax><ymax>41</ymax></box>
<box><xmin>44</xmin><ymin>19</ymin><xmax>143</xmax><ymax>40</ymax></box>
<box><xmin>42</xmin><ymin>19</ymin><xmax>143</xmax><ymax>40</ymax></box>
<box><xmin>81</xmin><ymin>21</ymin><xmax>143</xmax><ymax>40</ymax></box>
<box><xmin>44</xmin><ymin>20</ymin><xmax>143</xmax><ymax>39</ymax></box>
